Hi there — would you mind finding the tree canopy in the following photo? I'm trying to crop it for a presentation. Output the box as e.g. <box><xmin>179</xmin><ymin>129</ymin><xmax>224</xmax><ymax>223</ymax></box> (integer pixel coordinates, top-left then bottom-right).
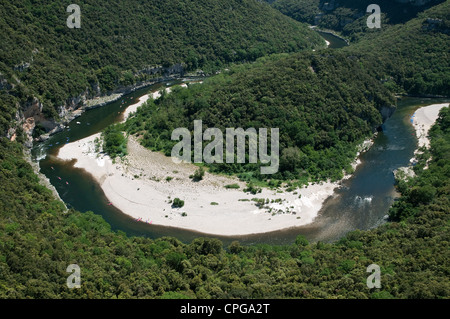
<box><xmin>0</xmin><ymin>0</ymin><xmax>448</xmax><ymax>300</ymax></box>
<box><xmin>0</xmin><ymin>0</ymin><xmax>324</xmax><ymax>134</ymax></box>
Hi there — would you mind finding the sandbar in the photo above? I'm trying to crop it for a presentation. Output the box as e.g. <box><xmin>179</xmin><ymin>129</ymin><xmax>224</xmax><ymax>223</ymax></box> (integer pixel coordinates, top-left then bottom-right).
<box><xmin>57</xmin><ymin>133</ymin><xmax>345</xmax><ymax>236</ymax></box>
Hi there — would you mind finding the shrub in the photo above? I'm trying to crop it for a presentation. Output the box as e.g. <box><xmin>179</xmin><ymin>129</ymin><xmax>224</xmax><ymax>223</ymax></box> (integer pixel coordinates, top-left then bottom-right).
<box><xmin>192</xmin><ymin>167</ymin><xmax>205</xmax><ymax>182</ymax></box>
<box><xmin>225</xmin><ymin>183</ymin><xmax>240</xmax><ymax>189</ymax></box>
<box><xmin>172</xmin><ymin>198</ymin><xmax>185</xmax><ymax>208</ymax></box>
<box><xmin>102</xmin><ymin>124</ymin><xmax>127</xmax><ymax>158</ymax></box>
<box><xmin>243</xmin><ymin>183</ymin><xmax>262</xmax><ymax>194</ymax></box>
<box><xmin>295</xmin><ymin>235</ymin><xmax>309</xmax><ymax>247</ymax></box>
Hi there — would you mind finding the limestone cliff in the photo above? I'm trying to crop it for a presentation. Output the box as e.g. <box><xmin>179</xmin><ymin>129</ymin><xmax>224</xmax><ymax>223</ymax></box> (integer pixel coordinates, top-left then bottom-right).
<box><xmin>5</xmin><ymin>64</ymin><xmax>186</xmax><ymax>147</ymax></box>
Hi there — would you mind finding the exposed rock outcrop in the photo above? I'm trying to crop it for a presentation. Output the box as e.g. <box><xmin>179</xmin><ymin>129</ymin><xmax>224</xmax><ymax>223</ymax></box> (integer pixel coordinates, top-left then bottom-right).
<box><xmin>7</xmin><ymin>63</ymin><xmax>186</xmax><ymax>147</ymax></box>
<box><xmin>0</xmin><ymin>73</ymin><xmax>13</xmax><ymax>90</ymax></box>
<box><xmin>395</xmin><ymin>0</ymin><xmax>434</xmax><ymax>6</ymax></box>
<box><xmin>422</xmin><ymin>18</ymin><xmax>449</xmax><ymax>34</ymax></box>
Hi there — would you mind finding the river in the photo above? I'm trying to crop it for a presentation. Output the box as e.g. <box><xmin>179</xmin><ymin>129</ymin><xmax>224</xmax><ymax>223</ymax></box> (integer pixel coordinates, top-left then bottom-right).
<box><xmin>30</xmin><ymin>33</ymin><xmax>448</xmax><ymax>245</ymax></box>
<box><xmin>31</xmin><ymin>82</ymin><xmax>449</xmax><ymax>246</ymax></box>
<box><xmin>315</xmin><ymin>30</ymin><xmax>348</xmax><ymax>49</ymax></box>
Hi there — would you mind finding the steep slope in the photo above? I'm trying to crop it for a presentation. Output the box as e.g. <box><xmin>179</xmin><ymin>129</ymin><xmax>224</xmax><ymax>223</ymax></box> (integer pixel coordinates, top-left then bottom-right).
<box><xmin>343</xmin><ymin>0</ymin><xmax>450</xmax><ymax>96</ymax></box>
<box><xmin>125</xmin><ymin>52</ymin><xmax>394</xmax><ymax>183</ymax></box>
<box><xmin>268</xmin><ymin>0</ymin><xmax>450</xmax><ymax>96</ymax></box>
<box><xmin>124</xmin><ymin>1</ymin><xmax>449</xmax><ymax>183</ymax></box>
<box><xmin>267</xmin><ymin>0</ymin><xmax>445</xmax><ymax>38</ymax></box>
<box><xmin>0</xmin><ymin>1</ymin><xmax>449</xmax><ymax>301</ymax></box>
<box><xmin>0</xmin><ymin>0</ymin><xmax>324</xmax><ymax>136</ymax></box>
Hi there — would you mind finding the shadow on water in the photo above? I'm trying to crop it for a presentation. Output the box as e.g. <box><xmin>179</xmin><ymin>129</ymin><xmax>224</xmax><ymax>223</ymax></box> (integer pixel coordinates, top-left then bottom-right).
<box><xmin>33</xmin><ymin>80</ymin><xmax>449</xmax><ymax>246</ymax></box>
<box><xmin>315</xmin><ymin>30</ymin><xmax>348</xmax><ymax>49</ymax></box>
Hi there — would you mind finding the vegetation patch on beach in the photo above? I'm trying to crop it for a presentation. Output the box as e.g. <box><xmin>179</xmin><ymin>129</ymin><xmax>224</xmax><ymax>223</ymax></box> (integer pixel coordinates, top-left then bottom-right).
<box><xmin>102</xmin><ymin>124</ymin><xmax>128</xmax><ymax>159</ymax></box>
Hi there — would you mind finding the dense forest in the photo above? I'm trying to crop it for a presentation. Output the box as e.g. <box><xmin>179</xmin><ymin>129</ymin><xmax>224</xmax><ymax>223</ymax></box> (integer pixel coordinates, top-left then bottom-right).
<box><xmin>0</xmin><ymin>0</ymin><xmax>449</xmax><ymax>300</ymax></box>
<box><xmin>266</xmin><ymin>0</ymin><xmax>450</xmax><ymax>96</ymax></box>
<box><xmin>0</xmin><ymin>0</ymin><xmax>324</xmax><ymax>136</ymax></box>
<box><xmin>123</xmin><ymin>1</ymin><xmax>449</xmax><ymax>184</ymax></box>
<box><xmin>124</xmin><ymin>52</ymin><xmax>394</xmax><ymax>184</ymax></box>
<box><xmin>0</xmin><ymin>106</ymin><xmax>448</xmax><ymax>298</ymax></box>
<box><xmin>343</xmin><ymin>1</ymin><xmax>450</xmax><ymax>96</ymax></box>
<box><xmin>266</xmin><ymin>0</ymin><xmax>446</xmax><ymax>40</ymax></box>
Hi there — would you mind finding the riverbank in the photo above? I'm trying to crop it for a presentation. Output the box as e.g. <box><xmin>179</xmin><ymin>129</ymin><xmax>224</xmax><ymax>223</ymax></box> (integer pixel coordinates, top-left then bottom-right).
<box><xmin>395</xmin><ymin>103</ymin><xmax>448</xmax><ymax>180</ymax></box>
<box><xmin>57</xmin><ymin>132</ymin><xmax>360</xmax><ymax>236</ymax></box>
<box><xmin>411</xmin><ymin>103</ymin><xmax>449</xmax><ymax>149</ymax></box>
<box><xmin>23</xmin><ymin>148</ymin><xmax>68</xmax><ymax>212</ymax></box>
<box><xmin>35</xmin><ymin>77</ymin><xmax>197</xmax><ymax>144</ymax></box>
<box><xmin>54</xmin><ymin>78</ymin><xmax>376</xmax><ymax>236</ymax></box>
<box><xmin>121</xmin><ymin>84</ymin><xmax>188</xmax><ymax>123</ymax></box>
<box><xmin>310</xmin><ymin>26</ymin><xmax>350</xmax><ymax>46</ymax></box>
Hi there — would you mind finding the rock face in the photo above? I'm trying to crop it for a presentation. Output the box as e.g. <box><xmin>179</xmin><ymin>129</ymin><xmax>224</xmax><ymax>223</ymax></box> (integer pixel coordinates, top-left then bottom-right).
<box><xmin>395</xmin><ymin>0</ymin><xmax>434</xmax><ymax>5</ymax></box>
<box><xmin>393</xmin><ymin>165</ymin><xmax>416</xmax><ymax>184</ymax></box>
<box><xmin>137</xmin><ymin>63</ymin><xmax>184</xmax><ymax>77</ymax></box>
<box><xmin>6</xmin><ymin>63</ymin><xmax>185</xmax><ymax>147</ymax></box>
<box><xmin>23</xmin><ymin>98</ymin><xmax>43</xmax><ymax>119</ymax></box>
<box><xmin>422</xmin><ymin>18</ymin><xmax>449</xmax><ymax>34</ymax></box>
<box><xmin>0</xmin><ymin>73</ymin><xmax>13</xmax><ymax>90</ymax></box>
<box><xmin>22</xmin><ymin>117</ymin><xmax>35</xmax><ymax>146</ymax></box>
<box><xmin>13</xmin><ymin>62</ymin><xmax>31</xmax><ymax>72</ymax></box>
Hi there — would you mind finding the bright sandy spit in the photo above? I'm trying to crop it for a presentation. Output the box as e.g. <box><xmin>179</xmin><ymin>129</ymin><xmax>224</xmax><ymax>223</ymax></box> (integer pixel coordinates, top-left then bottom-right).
<box><xmin>57</xmin><ymin>133</ymin><xmax>343</xmax><ymax>236</ymax></box>
<box><xmin>411</xmin><ymin>103</ymin><xmax>449</xmax><ymax>149</ymax></box>
<box><xmin>58</xmin><ymin>87</ymin><xmax>348</xmax><ymax>236</ymax></box>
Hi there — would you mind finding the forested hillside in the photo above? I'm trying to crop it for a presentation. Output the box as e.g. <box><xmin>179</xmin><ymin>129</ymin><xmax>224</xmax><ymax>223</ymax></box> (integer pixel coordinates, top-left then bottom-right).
<box><xmin>123</xmin><ymin>1</ymin><xmax>449</xmax><ymax>184</ymax></box>
<box><xmin>267</xmin><ymin>0</ymin><xmax>445</xmax><ymax>39</ymax></box>
<box><xmin>0</xmin><ymin>0</ymin><xmax>449</xmax><ymax>300</ymax></box>
<box><xmin>0</xmin><ymin>0</ymin><xmax>323</xmax><ymax>136</ymax></box>
<box><xmin>0</xmin><ymin>106</ymin><xmax>448</xmax><ymax>299</ymax></box>
<box><xmin>125</xmin><ymin>52</ymin><xmax>394</xmax><ymax>183</ymax></box>
<box><xmin>342</xmin><ymin>1</ymin><xmax>450</xmax><ymax>96</ymax></box>
<box><xmin>266</xmin><ymin>0</ymin><xmax>449</xmax><ymax>95</ymax></box>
